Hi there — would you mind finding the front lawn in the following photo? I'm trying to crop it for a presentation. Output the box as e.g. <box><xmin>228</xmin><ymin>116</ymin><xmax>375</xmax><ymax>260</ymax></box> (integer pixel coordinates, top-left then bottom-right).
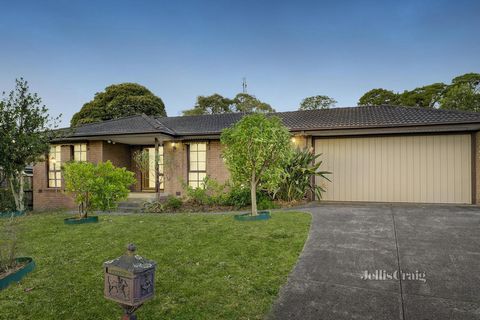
<box><xmin>0</xmin><ymin>211</ymin><xmax>310</xmax><ymax>319</ymax></box>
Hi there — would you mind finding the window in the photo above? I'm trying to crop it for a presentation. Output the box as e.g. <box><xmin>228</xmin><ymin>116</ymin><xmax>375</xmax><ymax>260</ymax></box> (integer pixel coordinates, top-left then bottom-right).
<box><xmin>48</xmin><ymin>145</ymin><xmax>62</xmax><ymax>188</ymax></box>
<box><xmin>74</xmin><ymin>143</ymin><xmax>87</xmax><ymax>161</ymax></box>
<box><xmin>188</xmin><ymin>143</ymin><xmax>206</xmax><ymax>188</ymax></box>
<box><xmin>142</xmin><ymin>147</ymin><xmax>164</xmax><ymax>190</ymax></box>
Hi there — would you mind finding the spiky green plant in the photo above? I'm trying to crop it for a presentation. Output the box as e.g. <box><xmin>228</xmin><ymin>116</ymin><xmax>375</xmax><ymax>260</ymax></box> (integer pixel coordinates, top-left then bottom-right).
<box><xmin>275</xmin><ymin>148</ymin><xmax>331</xmax><ymax>201</ymax></box>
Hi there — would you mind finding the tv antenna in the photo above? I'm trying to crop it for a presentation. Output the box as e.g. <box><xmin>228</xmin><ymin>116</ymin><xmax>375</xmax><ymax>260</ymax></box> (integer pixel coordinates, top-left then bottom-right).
<box><xmin>242</xmin><ymin>77</ymin><xmax>247</xmax><ymax>93</ymax></box>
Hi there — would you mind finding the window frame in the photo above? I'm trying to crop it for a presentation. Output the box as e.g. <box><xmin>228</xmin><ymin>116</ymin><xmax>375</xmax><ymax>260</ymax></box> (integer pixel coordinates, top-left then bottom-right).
<box><xmin>47</xmin><ymin>145</ymin><xmax>62</xmax><ymax>188</ymax></box>
<box><xmin>73</xmin><ymin>143</ymin><xmax>87</xmax><ymax>162</ymax></box>
<box><xmin>187</xmin><ymin>142</ymin><xmax>207</xmax><ymax>189</ymax></box>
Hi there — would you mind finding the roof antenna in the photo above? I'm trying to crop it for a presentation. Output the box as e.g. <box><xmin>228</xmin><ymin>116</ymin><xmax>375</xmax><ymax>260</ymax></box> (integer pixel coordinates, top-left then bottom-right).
<box><xmin>242</xmin><ymin>77</ymin><xmax>247</xmax><ymax>93</ymax></box>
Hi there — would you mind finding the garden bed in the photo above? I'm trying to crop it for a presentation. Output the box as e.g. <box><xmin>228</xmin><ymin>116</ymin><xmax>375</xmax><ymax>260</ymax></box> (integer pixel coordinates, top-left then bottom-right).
<box><xmin>64</xmin><ymin>216</ymin><xmax>99</xmax><ymax>224</ymax></box>
<box><xmin>0</xmin><ymin>211</ymin><xmax>25</xmax><ymax>218</ymax></box>
<box><xmin>234</xmin><ymin>211</ymin><xmax>271</xmax><ymax>221</ymax></box>
<box><xmin>0</xmin><ymin>257</ymin><xmax>35</xmax><ymax>290</ymax></box>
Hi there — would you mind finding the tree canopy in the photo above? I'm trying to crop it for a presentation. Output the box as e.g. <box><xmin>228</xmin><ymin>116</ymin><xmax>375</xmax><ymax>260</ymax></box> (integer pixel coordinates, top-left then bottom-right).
<box><xmin>358</xmin><ymin>73</ymin><xmax>480</xmax><ymax>111</ymax></box>
<box><xmin>220</xmin><ymin>114</ymin><xmax>291</xmax><ymax>215</ymax></box>
<box><xmin>299</xmin><ymin>95</ymin><xmax>337</xmax><ymax>110</ymax></box>
<box><xmin>70</xmin><ymin>83</ymin><xmax>166</xmax><ymax>126</ymax></box>
<box><xmin>358</xmin><ymin>88</ymin><xmax>399</xmax><ymax>106</ymax></box>
<box><xmin>182</xmin><ymin>93</ymin><xmax>275</xmax><ymax>115</ymax></box>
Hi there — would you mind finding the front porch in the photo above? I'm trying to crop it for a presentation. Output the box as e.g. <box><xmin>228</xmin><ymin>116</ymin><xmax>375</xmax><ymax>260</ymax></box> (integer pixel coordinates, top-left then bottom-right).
<box><xmin>92</xmin><ymin>133</ymin><xmax>188</xmax><ymax>198</ymax></box>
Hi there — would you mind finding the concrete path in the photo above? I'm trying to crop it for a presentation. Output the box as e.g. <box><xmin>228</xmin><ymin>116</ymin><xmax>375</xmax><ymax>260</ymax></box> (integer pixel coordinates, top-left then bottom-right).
<box><xmin>269</xmin><ymin>204</ymin><xmax>480</xmax><ymax>320</ymax></box>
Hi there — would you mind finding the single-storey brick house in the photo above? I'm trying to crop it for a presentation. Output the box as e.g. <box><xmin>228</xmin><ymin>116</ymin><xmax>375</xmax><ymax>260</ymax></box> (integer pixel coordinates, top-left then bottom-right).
<box><xmin>33</xmin><ymin>105</ymin><xmax>480</xmax><ymax>210</ymax></box>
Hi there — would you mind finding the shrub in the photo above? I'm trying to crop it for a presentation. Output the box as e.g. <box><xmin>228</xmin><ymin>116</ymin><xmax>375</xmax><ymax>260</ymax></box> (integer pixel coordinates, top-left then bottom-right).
<box><xmin>275</xmin><ymin>148</ymin><xmax>331</xmax><ymax>201</ymax></box>
<box><xmin>0</xmin><ymin>189</ymin><xmax>16</xmax><ymax>212</ymax></box>
<box><xmin>91</xmin><ymin>161</ymin><xmax>136</xmax><ymax>212</ymax></box>
<box><xmin>165</xmin><ymin>196</ymin><xmax>182</xmax><ymax>210</ymax></box>
<box><xmin>225</xmin><ymin>185</ymin><xmax>251</xmax><ymax>208</ymax></box>
<box><xmin>257</xmin><ymin>197</ymin><xmax>279</xmax><ymax>210</ymax></box>
<box><xmin>183</xmin><ymin>176</ymin><xmax>229</xmax><ymax>206</ymax></box>
<box><xmin>63</xmin><ymin>161</ymin><xmax>136</xmax><ymax>217</ymax></box>
<box><xmin>224</xmin><ymin>184</ymin><xmax>275</xmax><ymax>209</ymax></box>
<box><xmin>142</xmin><ymin>196</ymin><xmax>183</xmax><ymax>213</ymax></box>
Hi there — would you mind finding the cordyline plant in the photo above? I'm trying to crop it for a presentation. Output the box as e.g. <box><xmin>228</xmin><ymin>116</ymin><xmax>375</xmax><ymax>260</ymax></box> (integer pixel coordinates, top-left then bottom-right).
<box><xmin>0</xmin><ymin>78</ymin><xmax>61</xmax><ymax>212</ymax></box>
<box><xmin>275</xmin><ymin>148</ymin><xmax>331</xmax><ymax>202</ymax></box>
<box><xmin>221</xmin><ymin>114</ymin><xmax>291</xmax><ymax>215</ymax></box>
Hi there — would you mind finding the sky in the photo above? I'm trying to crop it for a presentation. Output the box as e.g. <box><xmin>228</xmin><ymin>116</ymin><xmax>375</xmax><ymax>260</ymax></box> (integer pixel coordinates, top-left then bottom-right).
<box><xmin>0</xmin><ymin>0</ymin><xmax>479</xmax><ymax>125</ymax></box>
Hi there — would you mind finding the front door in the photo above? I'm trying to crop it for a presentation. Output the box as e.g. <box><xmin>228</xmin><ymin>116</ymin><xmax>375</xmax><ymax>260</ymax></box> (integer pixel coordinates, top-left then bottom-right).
<box><xmin>141</xmin><ymin>147</ymin><xmax>164</xmax><ymax>191</ymax></box>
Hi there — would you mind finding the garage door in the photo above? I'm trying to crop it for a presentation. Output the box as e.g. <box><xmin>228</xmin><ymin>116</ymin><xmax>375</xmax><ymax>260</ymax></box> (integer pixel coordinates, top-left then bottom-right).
<box><xmin>315</xmin><ymin>134</ymin><xmax>472</xmax><ymax>204</ymax></box>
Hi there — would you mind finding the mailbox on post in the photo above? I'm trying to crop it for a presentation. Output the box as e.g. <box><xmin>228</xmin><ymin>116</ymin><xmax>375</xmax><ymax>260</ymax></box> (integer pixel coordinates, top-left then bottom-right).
<box><xmin>104</xmin><ymin>243</ymin><xmax>156</xmax><ymax>320</ymax></box>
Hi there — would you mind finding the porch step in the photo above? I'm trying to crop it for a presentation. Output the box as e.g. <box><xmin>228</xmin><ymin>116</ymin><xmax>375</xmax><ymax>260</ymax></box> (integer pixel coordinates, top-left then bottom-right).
<box><xmin>117</xmin><ymin>192</ymin><xmax>170</xmax><ymax>213</ymax></box>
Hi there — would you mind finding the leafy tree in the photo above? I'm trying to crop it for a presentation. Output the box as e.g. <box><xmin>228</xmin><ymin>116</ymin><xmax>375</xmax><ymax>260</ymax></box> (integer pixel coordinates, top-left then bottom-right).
<box><xmin>182</xmin><ymin>93</ymin><xmax>274</xmax><ymax>115</ymax></box>
<box><xmin>451</xmin><ymin>73</ymin><xmax>480</xmax><ymax>90</ymax></box>
<box><xmin>399</xmin><ymin>83</ymin><xmax>447</xmax><ymax>108</ymax></box>
<box><xmin>275</xmin><ymin>148</ymin><xmax>330</xmax><ymax>201</ymax></box>
<box><xmin>439</xmin><ymin>73</ymin><xmax>480</xmax><ymax>112</ymax></box>
<box><xmin>221</xmin><ymin>114</ymin><xmax>291</xmax><ymax>215</ymax></box>
<box><xmin>182</xmin><ymin>94</ymin><xmax>234</xmax><ymax>115</ymax></box>
<box><xmin>232</xmin><ymin>93</ymin><xmax>275</xmax><ymax>113</ymax></box>
<box><xmin>63</xmin><ymin>161</ymin><xmax>135</xmax><ymax>218</ymax></box>
<box><xmin>0</xmin><ymin>78</ymin><xmax>60</xmax><ymax>211</ymax></box>
<box><xmin>71</xmin><ymin>83</ymin><xmax>166</xmax><ymax>126</ymax></box>
<box><xmin>358</xmin><ymin>88</ymin><xmax>400</xmax><ymax>106</ymax></box>
<box><xmin>440</xmin><ymin>83</ymin><xmax>480</xmax><ymax>112</ymax></box>
<box><xmin>299</xmin><ymin>95</ymin><xmax>337</xmax><ymax>110</ymax></box>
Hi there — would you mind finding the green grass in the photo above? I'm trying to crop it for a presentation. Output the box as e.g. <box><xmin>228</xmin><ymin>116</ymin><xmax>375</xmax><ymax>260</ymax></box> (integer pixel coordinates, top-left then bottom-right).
<box><xmin>0</xmin><ymin>211</ymin><xmax>310</xmax><ymax>320</ymax></box>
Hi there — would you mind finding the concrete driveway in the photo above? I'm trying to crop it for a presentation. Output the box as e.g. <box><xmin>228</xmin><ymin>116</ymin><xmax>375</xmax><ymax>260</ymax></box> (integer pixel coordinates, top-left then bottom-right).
<box><xmin>269</xmin><ymin>204</ymin><xmax>480</xmax><ymax>320</ymax></box>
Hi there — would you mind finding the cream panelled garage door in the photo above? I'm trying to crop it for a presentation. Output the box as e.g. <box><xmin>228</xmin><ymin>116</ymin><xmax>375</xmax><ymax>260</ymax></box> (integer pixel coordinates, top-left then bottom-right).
<box><xmin>315</xmin><ymin>134</ymin><xmax>472</xmax><ymax>204</ymax></box>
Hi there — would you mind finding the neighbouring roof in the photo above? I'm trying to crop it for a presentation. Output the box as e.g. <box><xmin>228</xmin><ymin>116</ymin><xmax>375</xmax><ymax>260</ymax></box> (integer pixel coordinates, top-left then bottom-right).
<box><xmin>63</xmin><ymin>105</ymin><xmax>480</xmax><ymax>139</ymax></box>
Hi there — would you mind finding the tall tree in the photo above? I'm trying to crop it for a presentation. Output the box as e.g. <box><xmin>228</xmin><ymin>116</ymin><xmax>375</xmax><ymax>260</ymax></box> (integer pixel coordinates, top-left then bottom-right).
<box><xmin>0</xmin><ymin>79</ymin><xmax>60</xmax><ymax>211</ymax></box>
<box><xmin>182</xmin><ymin>94</ymin><xmax>234</xmax><ymax>115</ymax></box>
<box><xmin>299</xmin><ymin>95</ymin><xmax>337</xmax><ymax>110</ymax></box>
<box><xmin>451</xmin><ymin>73</ymin><xmax>480</xmax><ymax>90</ymax></box>
<box><xmin>440</xmin><ymin>73</ymin><xmax>480</xmax><ymax>112</ymax></box>
<box><xmin>221</xmin><ymin>114</ymin><xmax>291</xmax><ymax>215</ymax></box>
<box><xmin>182</xmin><ymin>93</ymin><xmax>274</xmax><ymax>115</ymax></box>
<box><xmin>358</xmin><ymin>88</ymin><xmax>400</xmax><ymax>106</ymax></box>
<box><xmin>232</xmin><ymin>93</ymin><xmax>275</xmax><ymax>113</ymax></box>
<box><xmin>71</xmin><ymin>83</ymin><xmax>166</xmax><ymax>126</ymax></box>
<box><xmin>440</xmin><ymin>83</ymin><xmax>480</xmax><ymax>112</ymax></box>
<box><xmin>399</xmin><ymin>83</ymin><xmax>447</xmax><ymax>108</ymax></box>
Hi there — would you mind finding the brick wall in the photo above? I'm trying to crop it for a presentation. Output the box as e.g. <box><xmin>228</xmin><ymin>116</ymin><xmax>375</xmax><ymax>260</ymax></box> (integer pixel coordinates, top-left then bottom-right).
<box><xmin>34</xmin><ymin>141</ymin><xmax>110</xmax><ymax>210</ymax></box>
<box><xmin>103</xmin><ymin>142</ymin><xmax>131</xmax><ymax>169</ymax></box>
<box><xmin>207</xmin><ymin>140</ymin><xmax>229</xmax><ymax>184</ymax></box>
<box><xmin>33</xmin><ymin>145</ymin><xmax>75</xmax><ymax>211</ymax></box>
<box><xmin>87</xmin><ymin>141</ymin><xmax>103</xmax><ymax>164</ymax></box>
<box><xmin>163</xmin><ymin>141</ymin><xmax>188</xmax><ymax>196</ymax></box>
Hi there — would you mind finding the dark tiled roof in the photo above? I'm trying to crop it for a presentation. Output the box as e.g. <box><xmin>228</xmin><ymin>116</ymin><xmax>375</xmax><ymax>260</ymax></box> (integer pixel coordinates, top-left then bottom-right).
<box><xmin>275</xmin><ymin>105</ymin><xmax>480</xmax><ymax>131</ymax></box>
<box><xmin>65</xmin><ymin>106</ymin><xmax>480</xmax><ymax>138</ymax></box>
<box><xmin>68</xmin><ymin>114</ymin><xmax>175</xmax><ymax>137</ymax></box>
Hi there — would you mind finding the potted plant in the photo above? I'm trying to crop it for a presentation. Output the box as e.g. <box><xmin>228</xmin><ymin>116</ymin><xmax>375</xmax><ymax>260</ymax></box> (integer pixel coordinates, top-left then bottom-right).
<box><xmin>221</xmin><ymin>114</ymin><xmax>292</xmax><ymax>221</ymax></box>
<box><xmin>0</xmin><ymin>215</ymin><xmax>35</xmax><ymax>290</ymax></box>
